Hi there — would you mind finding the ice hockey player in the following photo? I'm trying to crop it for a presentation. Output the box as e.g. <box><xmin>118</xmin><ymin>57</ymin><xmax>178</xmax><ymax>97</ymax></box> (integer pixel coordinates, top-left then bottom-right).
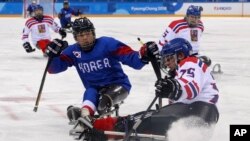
<box><xmin>26</xmin><ymin>0</ymin><xmax>37</xmax><ymax>17</ymax></box>
<box><xmin>22</xmin><ymin>5</ymin><xmax>67</xmax><ymax>56</ymax></box>
<box><xmin>58</xmin><ymin>1</ymin><xmax>81</xmax><ymax>29</ymax></box>
<box><xmin>46</xmin><ymin>17</ymin><xmax>159</xmax><ymax>121</ymax></box>
<box><xmin>67</xmin><ymin>38</ymin><xmax>219</xmax><ymax>141</ymax></box>
<box><xmin>158</xmin><ymin>5</ymin><xmax>211</xmax><ymax>66</ymax></box>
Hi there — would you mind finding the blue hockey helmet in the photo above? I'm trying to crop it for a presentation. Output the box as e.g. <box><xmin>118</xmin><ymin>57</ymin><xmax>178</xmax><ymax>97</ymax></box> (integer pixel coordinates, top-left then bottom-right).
<box><xmin>161</xmin><ymin>38</ymin><xmax>192</xmax><ymax>58</ymax></box>
<box><xmin>160</xmin><ymin>38</ymin><xmax>192</xmax><ymax>72</ymax></box>
<box><xmin>33</xmin><ymin>5</ymin><xmax>43</xmax><ymax>21</ymax></box>
<box><xmin>34</xmin><ymin>5</ymin><xmax>43</xmax><ymax>11</ymax></box>
<box><xmin>72</xmin><ymin>17</ymin><xmax>96</xmax><ymax>52</ymax></box>
<box><xmin>186</xmin><ymin>5</ymin><xmax>202</xmax><ymax>17</ymax></box>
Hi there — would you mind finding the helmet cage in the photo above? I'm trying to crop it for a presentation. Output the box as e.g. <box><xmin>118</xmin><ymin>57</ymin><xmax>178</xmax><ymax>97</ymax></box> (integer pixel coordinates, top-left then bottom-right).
<box><xmin>160</xmin><ymin>38</ymin><xmax>192</xmax><ymax>72</ymax></box>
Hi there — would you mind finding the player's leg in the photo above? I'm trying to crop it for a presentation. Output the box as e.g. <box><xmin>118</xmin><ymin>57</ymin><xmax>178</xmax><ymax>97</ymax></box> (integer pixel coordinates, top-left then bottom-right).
<box><xmin>36</xmin><ymin>39</ymin><xmax>51</xmax><ymax>54</ymax></box>
<box><xmin>97</xmin><ymin>85</ymin><xmax>128</xmax><ymax>114</ymax></box>
<box><xmin>187</xmin><ymin>101</ymin><xmax>219</xmax><ymax>124</ymax></box>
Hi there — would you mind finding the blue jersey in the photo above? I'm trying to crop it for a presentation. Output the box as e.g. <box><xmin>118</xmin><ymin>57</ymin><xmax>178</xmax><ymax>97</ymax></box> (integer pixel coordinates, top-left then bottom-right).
<box><xmin>58</xmin><ymin>8</ymin><xmax>78</xmax><ymax>28</ymax></box>
<box><xmin>48</xmin><ymin>36</ymin><xmax>145</xmax><ymax>92</ymax></box>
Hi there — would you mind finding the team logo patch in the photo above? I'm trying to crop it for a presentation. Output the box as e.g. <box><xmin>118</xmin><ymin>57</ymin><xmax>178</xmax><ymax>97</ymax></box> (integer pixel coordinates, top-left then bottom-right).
<box><xmin>38</xmin><ymin>24</ymin><xmax>46</xmax><ymax>33</ymax></box>
<box><xmin>73</xmin><ymin>51</ymin><xmax>81</xmax><ymax>58</ymax></box>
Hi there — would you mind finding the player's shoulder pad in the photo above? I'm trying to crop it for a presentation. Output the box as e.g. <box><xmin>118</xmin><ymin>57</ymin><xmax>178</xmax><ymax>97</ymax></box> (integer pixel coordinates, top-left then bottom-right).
<box><xmin>169</xmin><ymin>19</ymin><xmax>187</xmax><ymax>29</ymax></box>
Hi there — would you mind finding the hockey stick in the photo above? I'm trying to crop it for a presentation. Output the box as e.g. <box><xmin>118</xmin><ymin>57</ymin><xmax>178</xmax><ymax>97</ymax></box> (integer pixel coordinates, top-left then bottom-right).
<box><xmin>33</xmin><ymin>57</ymin><xmax>53</xmax><ymax>112</ymax></box>
<box><xmin>137</xmin><ymin>37</ymin><xmax>162</xmax><ymax>107</ymax></box>
<box><xmin>123</xmin><ymin>38</ymin><xmax>162</xmax><ymax>141</ymax></box>
<box><xmin>123</xmin><ymin>96</ymin><xmax>158</xmax><ymax>141</ymax></box>
<box><xmin>33</xmin><ymin>37</ymin><xmax>65</xmax><ymax>112</ymax></box>
<box><xmin>104</xmin><ymin>131</ymin><xmax>166</xmax><ymax>140</ymax></box>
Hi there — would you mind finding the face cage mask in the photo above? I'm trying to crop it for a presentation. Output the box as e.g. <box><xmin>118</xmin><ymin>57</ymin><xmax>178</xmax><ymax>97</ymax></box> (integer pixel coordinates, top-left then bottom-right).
<box><xmin>160</xmin><ymin>54</ymin><xmax>178</xmax><ymax>75</ymax></box>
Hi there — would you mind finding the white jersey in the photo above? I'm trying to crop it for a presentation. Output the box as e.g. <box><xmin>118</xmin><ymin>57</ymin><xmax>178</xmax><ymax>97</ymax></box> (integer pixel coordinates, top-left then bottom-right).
<box><xmin>22</xmin><ymin>15</ymin><xmax>60</xmax><ymax>45</ymax></box>
<box><xmin>159</xmin><ymin>19</ymin><xmax>204</xmax><ymax>54</ymax></box>
<box><xmin>173</xmin><ymin>56</ymin><xmax>219</xmax><ymax>105</ymax></box>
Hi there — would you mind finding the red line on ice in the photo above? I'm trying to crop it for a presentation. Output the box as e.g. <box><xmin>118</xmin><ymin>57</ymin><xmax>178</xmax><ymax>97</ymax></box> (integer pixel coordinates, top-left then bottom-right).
<box><xmin>1</xmin><ymin>106</ymin><xmax>19</xmax><ymax>120</ymax></box>
<box><xmin>48</xmin><ymin>105</ymin><xmax>67</xmax><ymax>118</ymax></box>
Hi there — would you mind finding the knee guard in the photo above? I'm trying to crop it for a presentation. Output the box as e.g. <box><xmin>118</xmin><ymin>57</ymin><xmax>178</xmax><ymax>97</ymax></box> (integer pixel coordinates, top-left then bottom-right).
<box><xmin>97</xmin><ymin>85</ymin><xmax>128</xmax><ymax>114</ymax></box>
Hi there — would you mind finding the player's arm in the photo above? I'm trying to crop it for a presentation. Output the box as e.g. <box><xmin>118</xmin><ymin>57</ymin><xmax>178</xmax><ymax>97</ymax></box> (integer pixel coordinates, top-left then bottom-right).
<box><xmin>158</xmin><ymin>26</ymin><xmax>175</xmax><ymax>48</ymax></box>
<box><xmin>109</xmin><ymin>38</ymin><xmax>158</xmax><ymax>69</ymax></box>
<box><xmin>49</xmin><ymin>17</ymin><xmax>61</xmax><ymax>33</ymax></box>
<box><xmin>46</xmin><ymin>39</ymin><xmax>73</xmax><ymax>74</ymax></box>
<box><xmin>155</xmin><ymin>58</ymin><xmax>204</xmax><ymax>101</ymax></box>
<box><xmin>58</xmin><ymin>9</ymin><xmax>64</xmax><ymax>19</ymax></box>
<box><xmin>22</xmin><ymin>25</ymin><xmax>35</xmax><ymax>53</ymax></box>
<box><xmin>48</xmin><ymin>17</ymin><xmax>67</xmax><ymax>38</ymax></box>
<box><xmin>175</xmin><ymin>60</ymin><xmax>204</xmax><ymax>101</ymax></box>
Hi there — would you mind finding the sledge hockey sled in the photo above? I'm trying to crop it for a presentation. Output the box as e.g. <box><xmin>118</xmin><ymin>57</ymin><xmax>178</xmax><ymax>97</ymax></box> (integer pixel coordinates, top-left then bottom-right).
<box><xmin>69</xmin><ymin>115</ymin><xmax>167</xmax><ymax>141</ymax></box>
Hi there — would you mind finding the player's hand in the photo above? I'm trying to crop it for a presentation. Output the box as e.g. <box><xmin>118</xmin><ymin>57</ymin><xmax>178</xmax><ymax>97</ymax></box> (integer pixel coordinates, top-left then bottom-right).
<box><xmin>139</xmin><ymin>41</ymin><xmax>159</xmax><ymax>63</ymax></box>
<box><xmin>199</xmin><ymin>56</ymin><xmax>212</xmax><ymax>67</ymax></box>
<box><xmin>23</xmin><ymin>42</ymin><xmax>35</xmax><ymax>53</ymax></box>
<box><xmin>46</xmin><ymin>39</ymin><xmax>68</xmax><ymax>58</ymax></box>
<box><xmin>155</xmin><ymin>78</ymin><xmax>182</xmax><ymax>100</ymax></box>
<box><xmin>59</xmin><ymin>28</ymin><xmax>67</xmax><ymax>39</ymax></box>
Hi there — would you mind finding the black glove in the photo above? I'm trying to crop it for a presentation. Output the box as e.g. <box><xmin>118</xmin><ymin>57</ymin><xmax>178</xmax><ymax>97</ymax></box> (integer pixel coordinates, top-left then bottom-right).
<box><xmin>199</xmin><ymin>55</ymin><xmax>212</xmax><ymax>67</ymax></box>
<box><xmin>59</xmin><ymin>28</ymin><xmax>67</xmax><ymax>39</ymax></box>
<box><xmin>46</xmin><ymin>39</ymin><xmax>68</xmax><ymax>58</ymax></box>
<box><xmin>23</xmin><ymin>42</ymin><xmax>35</xmax><ymax>53</ymax></box>
<box><xmin>139</xmin><ymin>41</ymin><xmax>159</xmax><ymax>63</ymax></box>
<box><xmin>155</xmin><ymin>78</ymin><xmax>182</xmax><ymax>100</ymax></box>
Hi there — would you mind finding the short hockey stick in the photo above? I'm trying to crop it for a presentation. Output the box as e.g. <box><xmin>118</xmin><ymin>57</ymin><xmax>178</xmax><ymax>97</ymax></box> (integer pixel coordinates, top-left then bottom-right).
<box><xmin>137</xmin><ymin>37</ymin><xmax>162</xmax><ymax>107</ymax></box>
<box><xmin>33</xmin><ymin>57</ymin><xmax>53</xmax><ymax>112</ymax></box>
<box><xmin>104</xmin><ymin>131</ymin><xmax>166</xmax><ymax>141</ymax></box>
<box><xmin>123</xmin><ymin>96</ymin><xmax>158</xmax><ymax>141</ymax></box>
<box><xmin>123</xmin><ymin>38</ymin><xmax>162</xmax><ymax>141</ymax></box>
<box><xmin>33</xmin><ymin>37</ymin><xmax>65</xmax><ymax>112</ymax></box>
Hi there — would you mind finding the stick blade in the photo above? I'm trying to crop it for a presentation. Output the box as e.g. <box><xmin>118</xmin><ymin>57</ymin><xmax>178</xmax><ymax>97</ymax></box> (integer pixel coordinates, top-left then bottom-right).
<box><xmin>33</xmin><ymin>106</ymin><xmax>38</xmax><ymax>112</ymax></box>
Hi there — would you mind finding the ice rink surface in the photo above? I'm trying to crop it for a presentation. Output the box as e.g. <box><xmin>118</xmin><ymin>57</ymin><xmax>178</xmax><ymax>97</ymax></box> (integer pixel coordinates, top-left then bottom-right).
<box><xmin>0</xmin><ymin>16</ymin><xmax>250</xmax><ymax>141</ymax></box>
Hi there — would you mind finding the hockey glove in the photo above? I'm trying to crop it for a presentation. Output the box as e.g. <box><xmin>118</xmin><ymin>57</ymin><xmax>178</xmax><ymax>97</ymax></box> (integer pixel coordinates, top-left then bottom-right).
<box><xmin>139</xmin><ymin>41</ymin><xmax>159</xmax><ymax>63</ymax></box>
<box><xmin>155</xmin><ymin>78</ymin><xmax>182</xmax><ymax>100</ymax></box>
<box><xmin>59</xmin><ymin>28</ymin><xmax>67</xmax><ymax>39</ymax></box>
<box><xmin>23</xmin><ymin>42</ymin><xmax>35</xmax><ymax>53</ymax></box>
<box><xmin>199</xmin><ymin>55</ymin><xmax>212</xmax><ymax>67</ymax></box>
<box><xmin>46</xmin><ymin>39</ymin><xmax>68</xmax><ymax>58</ymax></box>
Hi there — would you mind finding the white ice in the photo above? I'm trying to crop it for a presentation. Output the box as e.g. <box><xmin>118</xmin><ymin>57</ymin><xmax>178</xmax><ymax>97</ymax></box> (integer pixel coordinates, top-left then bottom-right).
<box><xmin>0</xmin><ymin>17</ymin><xmax>250</xmax><ymax>141</ymax></box>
